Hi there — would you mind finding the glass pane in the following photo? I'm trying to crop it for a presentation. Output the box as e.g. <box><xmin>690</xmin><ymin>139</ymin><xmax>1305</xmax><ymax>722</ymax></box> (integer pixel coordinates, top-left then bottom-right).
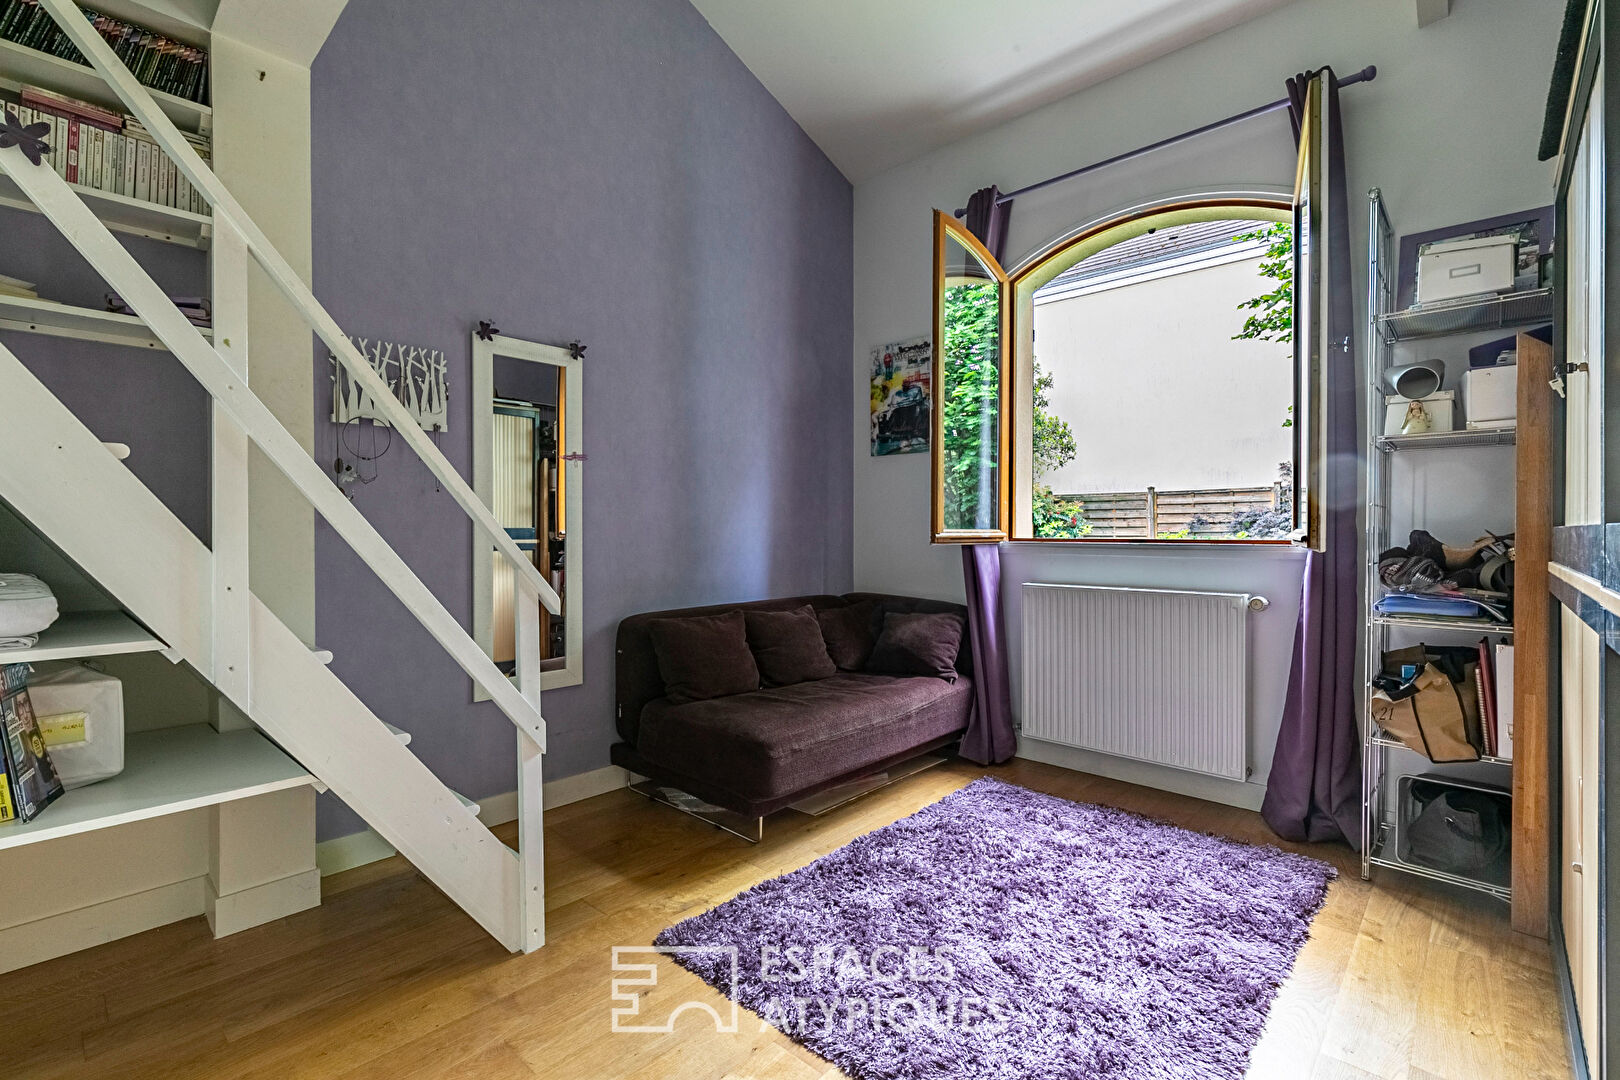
<box><xmin>490</xmin><ymin>358</ymin><xmax>568</xmax><ymax>668</ymax></box>
<box><xmin>1025</xmin><ymin>216</ymin><xmax>1293</xmax><ymax>540</ymax></box>
<box><xmin>940</xmin><ymin>231</ymin><xmax>1003</xmax><ymax>532</ymax></box>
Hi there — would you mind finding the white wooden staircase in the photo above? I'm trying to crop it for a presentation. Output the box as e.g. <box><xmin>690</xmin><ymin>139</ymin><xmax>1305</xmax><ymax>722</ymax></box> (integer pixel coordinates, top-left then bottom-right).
<box><xmin>0</xmin><ymin>0</ymin><xmax>557</xmax><ymax>953</ymax></box>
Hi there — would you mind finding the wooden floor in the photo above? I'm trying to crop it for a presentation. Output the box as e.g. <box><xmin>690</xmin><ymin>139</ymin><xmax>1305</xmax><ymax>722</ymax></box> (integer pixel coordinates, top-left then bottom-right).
<box><xmin>8</xmin><ymin>759</ymin><xmax>1573</xmax><ymax>1080</ymax></box>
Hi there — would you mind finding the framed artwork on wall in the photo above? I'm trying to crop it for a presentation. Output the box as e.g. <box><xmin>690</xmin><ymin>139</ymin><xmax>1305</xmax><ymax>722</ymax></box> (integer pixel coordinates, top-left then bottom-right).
<box><xmin>870</xmin><ymin>335</ymin><xmax>931</xmax><ymax>456</ymax></box>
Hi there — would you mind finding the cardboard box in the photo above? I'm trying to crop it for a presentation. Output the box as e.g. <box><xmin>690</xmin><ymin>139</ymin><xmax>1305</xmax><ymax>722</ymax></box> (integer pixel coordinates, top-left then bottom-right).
<box><xmin>1417</xmin><ymin>234</ymin><xmax>1517</xmax><ymax>303</ymax></box>
<box><xmin>1464</xmin><ymin>365</ymin><xmax>1517</xmax><ymax>428</ymax></box>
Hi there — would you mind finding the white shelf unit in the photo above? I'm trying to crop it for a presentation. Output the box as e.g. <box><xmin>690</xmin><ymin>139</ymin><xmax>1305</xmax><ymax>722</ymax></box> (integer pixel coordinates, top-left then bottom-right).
<box><xmin>0</xmin><ymin>36</ymin><xmax>209</xmax><ymax>132</ymax></box>
<box><xmin>0</xmin><ymin>171</ymin><xmax>210</xmax><ymax>248</ymax></box>
<box><xmin>0</xmin><ymin>292</ymin><xmax>212</xmax><ymax>348</ymax></box>
<box><xmin>1361</xmin><ymin>189</ymin><xmax>1537</xmax><ymax>903</ymax></box>
<box><xmin>0</xmin><ymin>610</ymin><xmax>314</xmax><ymax>855</ymax></box>
<box><xmin>0</xmin><ymin>725</ymin><xmax>315</xmax><ymax>851</ymax></box>
<box><xmin>0</xmin><ymin>22</ymin><xmax>213</xmax><ymax>250</ymax></box>
<box><xmin>0</xmin><ymin>609</ymin><xmax>164</xmax><ymax>663</ymax></box>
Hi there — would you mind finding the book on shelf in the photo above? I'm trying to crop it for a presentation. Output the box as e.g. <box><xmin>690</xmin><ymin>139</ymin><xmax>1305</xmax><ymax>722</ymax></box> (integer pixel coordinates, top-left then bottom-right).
<box><xmin>1476</xmin><ymin>638</ymin><xmax>1497</xmax><ymax>756</ymax></box>
<box><xmin>1495</xmin><ymin>643</ymin><xmax>1515</xmax><ymax>761</ymax></box>
<box><xmin>106</xmin><ymin>291</ymin><xmax>209</xmax><ymax>327</ymax></box>
<box><xmin>0</xmin><ymin>1</ymin><xmax>210</xmax><ymax>106</ymax></box>
<box><xmin>0</xmin><ymin>673</ymin><xmax>64</xmax><ymax>823</ymax></box>
<box><xmin>7</xmin><ymin>94</ymin><xmax>210</xmax><ymax>214</ymax></box>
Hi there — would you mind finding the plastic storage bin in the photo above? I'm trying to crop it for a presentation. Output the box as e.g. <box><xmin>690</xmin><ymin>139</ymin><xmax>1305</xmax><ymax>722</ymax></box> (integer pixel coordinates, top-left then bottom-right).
<box><xmin>26</xmin><ymin>662</ymin><xmax>124</xmax><ymax>789</ymax></box>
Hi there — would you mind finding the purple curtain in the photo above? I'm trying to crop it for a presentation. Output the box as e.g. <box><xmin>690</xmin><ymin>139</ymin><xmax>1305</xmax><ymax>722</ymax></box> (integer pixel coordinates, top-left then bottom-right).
<box><xmin>957</xmin><ymin>186</ymin><xmax>1016</xmax><ymax>765</ymax></box>
<box><xmin>1260</xmin><ymin>71</ymin><xmax>1362</xmax><ymax>848</ymax></box>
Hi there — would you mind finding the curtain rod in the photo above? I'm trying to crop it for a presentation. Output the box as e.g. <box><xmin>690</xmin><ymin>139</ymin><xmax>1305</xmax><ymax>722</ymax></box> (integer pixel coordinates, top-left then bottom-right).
<box><xmin>961</xmin><ymin>65</ymin><xmax>1377</xmax><ymax>211</ymax></box>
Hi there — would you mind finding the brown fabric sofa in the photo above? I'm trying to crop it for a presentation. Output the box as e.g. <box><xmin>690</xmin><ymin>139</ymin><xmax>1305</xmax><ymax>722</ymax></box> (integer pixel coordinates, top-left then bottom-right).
<box><xmin>610</xmin><ymin>593</ymin><xmax>972</xmax><ymax>818</ymax></box>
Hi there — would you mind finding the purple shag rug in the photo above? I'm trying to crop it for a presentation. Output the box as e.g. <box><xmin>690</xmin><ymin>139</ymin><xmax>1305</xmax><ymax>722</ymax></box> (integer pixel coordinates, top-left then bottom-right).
<box><xmin>655</xmin><ymin>777</ymin><xmax>1335</xmax><ymax>1080</ymax></box>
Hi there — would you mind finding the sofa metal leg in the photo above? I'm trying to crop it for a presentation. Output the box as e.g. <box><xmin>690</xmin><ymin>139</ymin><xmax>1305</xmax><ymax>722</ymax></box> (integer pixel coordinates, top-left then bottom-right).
<box><xmin>628</xmin><ymin>779</ymin><xmax>764</xmax><ymax>844</ymax></box>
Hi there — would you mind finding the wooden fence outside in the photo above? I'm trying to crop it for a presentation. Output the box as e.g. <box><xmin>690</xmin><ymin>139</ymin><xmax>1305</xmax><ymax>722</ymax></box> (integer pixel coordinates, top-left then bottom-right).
<box><xmin>1059</xmin><ymin>485</ymin><xmax>1283</xmax><ymax>538</ymax></box>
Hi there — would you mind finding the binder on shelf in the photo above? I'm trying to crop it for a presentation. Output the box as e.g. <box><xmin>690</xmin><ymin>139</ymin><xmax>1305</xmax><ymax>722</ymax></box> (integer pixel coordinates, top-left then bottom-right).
<box><xmin>1495</xmin><ymin>643</ymin><xmax>1515</xmax><ymax>761</ymax></box>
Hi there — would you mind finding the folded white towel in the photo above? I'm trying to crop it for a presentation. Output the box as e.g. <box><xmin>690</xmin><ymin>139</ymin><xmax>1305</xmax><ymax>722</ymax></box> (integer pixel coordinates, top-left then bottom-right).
<box><xmin>0</xmin><ymin>573</ymin><xmax>58</xmax><ymax>640</ymax></box>
<box><xmin>0</xmin><ymin>634</ymin><xmax>39</xmax><ymax>650</ymax></box>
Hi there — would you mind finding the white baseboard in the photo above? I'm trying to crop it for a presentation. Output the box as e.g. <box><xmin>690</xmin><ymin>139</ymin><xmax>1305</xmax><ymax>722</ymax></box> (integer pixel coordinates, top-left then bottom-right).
<box><xmin>315</xmin><ymin>826</ymin><xmax>399</xmax><ymax>877</ymax></box>
<box><xmin>206</xmin><ymin>867</ymin><xmax>321</xmax><ymax>937</ymax></box>
<box><xmin>1016</xmin><ymin>736</ymin><xmax>1268</xmax><ymax>812</ymax></box>
<box><xmin>0</xmin><ymin>876</ymin><xmax>205</xmax><ymax>974</ymax></box>
<box><xmin>316</xmin><ymin>764</ymin><xmax>631</xmax><ymax>876</ymax></box>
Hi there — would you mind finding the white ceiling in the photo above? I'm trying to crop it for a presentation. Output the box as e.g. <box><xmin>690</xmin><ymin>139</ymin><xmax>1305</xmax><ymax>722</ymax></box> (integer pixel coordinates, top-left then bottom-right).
<box><xmin>689</xmin><ymin>0</ymin><xmax>1298</xmax><ymax>182</ymax></box>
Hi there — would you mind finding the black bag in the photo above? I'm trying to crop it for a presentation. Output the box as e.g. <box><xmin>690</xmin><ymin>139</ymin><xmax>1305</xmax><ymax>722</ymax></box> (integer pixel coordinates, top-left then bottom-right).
<box><xmin>1399</xmin><ymin>777</ymin><xmax>1509</xmax><ymax>880</ymax></box>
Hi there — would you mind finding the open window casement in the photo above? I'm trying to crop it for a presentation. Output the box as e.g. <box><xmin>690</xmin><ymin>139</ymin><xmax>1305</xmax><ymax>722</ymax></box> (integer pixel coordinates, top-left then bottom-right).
<box><xmin>1291</xmin><ymin>72</ymin><xmax>1330</xmax><ymax>552</ymax></box>
<box><xmin>931</xmin><ymin>210</ymin><xmax>1011</xmax><ymax>543</ymax></box>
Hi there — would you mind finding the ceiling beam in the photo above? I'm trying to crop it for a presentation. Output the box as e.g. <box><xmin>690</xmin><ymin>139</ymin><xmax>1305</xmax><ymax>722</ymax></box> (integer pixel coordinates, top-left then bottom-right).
<box><xmin>1415</xmin><ymin>0</ymin><xmax>1452</xmax><ymax>27</ymax></box>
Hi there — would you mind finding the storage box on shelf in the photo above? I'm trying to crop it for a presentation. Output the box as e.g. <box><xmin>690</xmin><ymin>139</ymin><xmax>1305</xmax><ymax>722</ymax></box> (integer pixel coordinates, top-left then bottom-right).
<box><xmin>1361</xmin><ymin>190</ymin><xmax>1546</xmax><ymax>904</ymax></box>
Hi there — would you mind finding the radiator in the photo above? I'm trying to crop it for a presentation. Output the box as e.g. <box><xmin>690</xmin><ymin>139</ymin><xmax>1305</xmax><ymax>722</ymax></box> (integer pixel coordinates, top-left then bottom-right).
<box><xmin>1020</xmin><ymin>583</ymin><xmax>1260</xmax><ymax>781</ymax></box>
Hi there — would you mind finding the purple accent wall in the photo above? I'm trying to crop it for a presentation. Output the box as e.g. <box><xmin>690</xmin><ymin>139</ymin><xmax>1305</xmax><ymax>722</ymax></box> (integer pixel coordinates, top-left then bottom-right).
<box><xmin>310</xmin><ymin>0</ymin><xmax>854</xmax><ymax>840</ymax></box>
<box><xmin>0</xmin><ymin>206</ymin><xmax>210</xmax><ymax>540</ymax></box>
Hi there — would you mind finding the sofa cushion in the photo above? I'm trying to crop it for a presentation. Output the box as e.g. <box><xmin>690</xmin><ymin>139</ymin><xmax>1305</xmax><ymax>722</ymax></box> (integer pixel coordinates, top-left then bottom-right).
<box><xmin>745</xmin><ymin>605</ymin><xmax>836</xmax><ymax>686</ymax></box>
<box><xmin>867</xmin><ymin>611</ymin><xmax>965</xmax><ymax>682</ymax></box>
<box><xmin>637</xmin><ymin>673</ymin><xmax>972</xmax><ymax>803</ymax></box>
<box><xmin>647</xmin><ymin>610</ymin><xmax>761</xmax><ymax>703</ymax></box>
<box><xmin>816</xmin><ymin>600</ymin><xmax>877</xmax><ymax>671</ymax></box>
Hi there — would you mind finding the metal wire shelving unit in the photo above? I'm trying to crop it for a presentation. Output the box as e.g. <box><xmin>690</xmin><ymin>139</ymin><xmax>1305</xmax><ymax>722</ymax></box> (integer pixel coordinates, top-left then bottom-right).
<box><xmin>1360</xmin><ymin>189</ymin><xmax>1533</xmax><ymax>902</ymax></box>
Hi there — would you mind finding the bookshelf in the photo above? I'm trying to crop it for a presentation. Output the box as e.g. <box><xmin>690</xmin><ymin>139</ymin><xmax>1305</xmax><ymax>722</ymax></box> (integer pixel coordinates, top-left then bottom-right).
<box><xmin>0</xmin><ymin>1</ymin><xmax>215</xmax><ymax>256</ymax></box>
<box><xmin>0</xmin><ymin>169</ymin><xmax>209</xmax><ymax>247</ymax></box>
<box><xmin>0</xmin><ymin>36</ymin><xmax>209</xmax><ymax>132</ymax></box>
<box><xmin>1361</xmin><ymin>190</ymin><xmax>1548</xmax><ymax>906</ymax></box>
<box><xmin>0</xmin><ymin>725</ymin><xmax>315</xmax><ymax>851</ymax></box>
<box><xmin>0</xmin><ymin>292</ymin><xmax>213</xmax><ymax>347</ymax></box>
<box><xmin>0</xmin><ymin>609</ymin><xmax>163</xmax><ymax>663</ymax></box>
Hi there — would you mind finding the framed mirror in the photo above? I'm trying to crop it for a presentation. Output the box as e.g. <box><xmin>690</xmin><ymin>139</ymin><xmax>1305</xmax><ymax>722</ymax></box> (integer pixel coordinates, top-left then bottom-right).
<box><xmin>472</xmin><ymin>333</ymin><xmax>583</xmax><ymax>692</ymax></box>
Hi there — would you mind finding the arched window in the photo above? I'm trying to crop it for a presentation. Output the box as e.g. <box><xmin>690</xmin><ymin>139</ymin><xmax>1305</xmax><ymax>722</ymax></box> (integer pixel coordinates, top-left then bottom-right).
<box><xmin>928</xmin><ymin>72</ymin><xmax>1336</xmax><ymax>546</ymax></box>
<box><xmin>931</xmin><ymin>89</ymin><xmax>1333</xmax><ymax>546</ymax></box>
<box><xmin>1016</xmin><ymin>199</ymin><xmax>1293</xmax><ymax>541</ymax></box>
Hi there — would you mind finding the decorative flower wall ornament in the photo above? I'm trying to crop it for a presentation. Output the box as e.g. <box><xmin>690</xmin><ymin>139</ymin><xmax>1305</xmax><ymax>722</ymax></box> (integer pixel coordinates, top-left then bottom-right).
<box><xmin>568</xmin><ymin>340</ymin><xmax>587</xmax><ymax>360</ymax></box>
<box><xmin>475</xmin><ymin>320</ymin><xmax>500</xmax><ymax>341</ymax></box>
<box><xmin>0</xmin><ymin>110</ymin><xmax>51</xmax><ymax>166</ymax></box>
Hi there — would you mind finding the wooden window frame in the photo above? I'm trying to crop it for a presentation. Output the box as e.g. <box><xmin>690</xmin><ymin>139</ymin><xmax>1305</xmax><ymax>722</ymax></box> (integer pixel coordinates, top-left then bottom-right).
<box><xmin>930</xmin><ymin>192</ymin><xmax>1313</xmax><ymax>547</ymax></box>
<box><xmin>931</xmin><ymin>211</ymin><xmax>1012</xmax><ymax>543</ymax></box>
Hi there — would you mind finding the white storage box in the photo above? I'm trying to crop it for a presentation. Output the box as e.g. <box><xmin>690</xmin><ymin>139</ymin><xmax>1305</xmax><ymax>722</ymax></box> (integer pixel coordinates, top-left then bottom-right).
<box><xmin>1417</xmin><ymin>234</ymin><xmax>1518</xmax><ymax>303</ymax></box>
<box><xmin>26</xmin><ymin>662</ymin><xmax>124</xmax><ymax>789</ymax></box>
<box><xmin>1464</xmin><ymin>365</ymin><xmax>1518</xmax><ymax>429</ymax></box>
<box><xmin>1384</xmin><ymin>390</ymin><xmax>1455</xmax><ymax>436</ymax></box>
